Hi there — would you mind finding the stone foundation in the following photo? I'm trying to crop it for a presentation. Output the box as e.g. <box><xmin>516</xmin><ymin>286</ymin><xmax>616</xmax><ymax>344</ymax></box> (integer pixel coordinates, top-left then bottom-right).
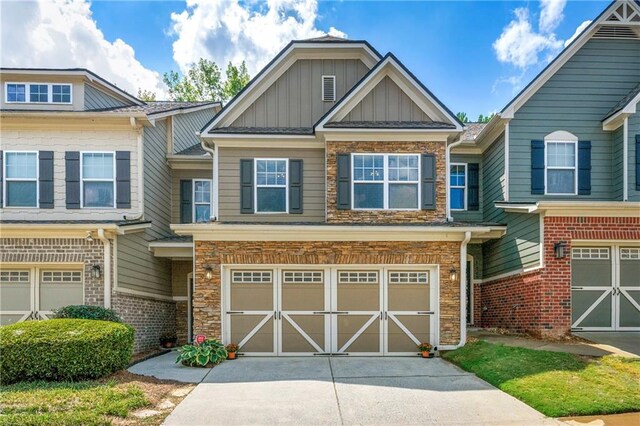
<box><xmin>176</xmin><ymin>300</ymin><xmax>189</xmax><ymax>344</ymax></box>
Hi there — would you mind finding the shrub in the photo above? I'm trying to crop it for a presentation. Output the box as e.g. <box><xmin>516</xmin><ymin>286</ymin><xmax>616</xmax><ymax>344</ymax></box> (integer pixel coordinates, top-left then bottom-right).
<box><xmin>176</xmin><ymin>339</ymin><xmax>227</xmax><ymax>367</ymax></box>
<box><xmin>54</xmin><ymin>305</ymin><xmax>121</xmax><ymax>323</ymax></box>
<box><xmin>0</xmin><ymin>319</ymin><xmax>134</xmax><ymax>384</ymax></box>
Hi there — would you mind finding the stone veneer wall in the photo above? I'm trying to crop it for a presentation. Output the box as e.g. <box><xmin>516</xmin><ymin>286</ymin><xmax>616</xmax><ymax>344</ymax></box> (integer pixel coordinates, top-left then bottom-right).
<box><xmin>326</xmin><ymin>141</ymin><xmax>447</xmax><ymax>223</ymax></box>
<box><xmin>193</xmin><ymin>240</ymin><xmax>462</xmax><ymax>346</ymax></box>
<box><xmin>175</xmin><ymin>301</ymin><xmax>189</xmax><ymax>344</ymax></box>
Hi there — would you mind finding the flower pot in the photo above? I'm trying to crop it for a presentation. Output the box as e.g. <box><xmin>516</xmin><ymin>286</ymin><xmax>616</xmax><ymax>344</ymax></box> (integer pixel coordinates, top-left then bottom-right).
<box><xmin>161</xmin><ymin>341</ymin><xmax>176</xmax><ymax>348</ymax></box>
<box><xmin>228</xmin><ymin>352</ymin><xmax>237</xmax><ymax>360</ymax></box>
<box><xmin>421</xmin><ymin>351</ymin><xmax>432</xmax><ymax>358</ymax></box>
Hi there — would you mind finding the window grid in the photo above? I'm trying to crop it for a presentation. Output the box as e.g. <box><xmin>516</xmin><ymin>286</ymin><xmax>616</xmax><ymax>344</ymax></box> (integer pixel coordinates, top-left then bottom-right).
<box><xmin>3</xmin><ymin>151</ymin><xmax>38</xmax><ymax>208</ymax></box>
<box><xmin>254</xmin><ymin>159</ymin><xmax>288</xmax><ymax>213</ymax></box>
<box><xmin>41</xmin><ymin>271</ymin><xmax>82</xmax><ymax>283</ymax></box>
<box><xmin>52</xmin><ymin>84</ymin><xmax>72</xmax><ymax>103</ymax></box>
<box><xmin>231</xmin><ymin>271</ymin><xmax>273</xmax><ymax>284</ymax></box>
<box><xmin>5</xmin><ymin>82</ymin><xmax>72</xmax><ymax>104</ymax></box>
<box><xmin>545</xmin><ymin>140</ymin><xmax>577</xmax><ymax>195</ymax></box>
<box><xmin>338</xmin><ymin>271</ymin><xmax>379</xmax><ymax>284</ymax></box>
<box><xmin>81</xmin><ymin>152</ymin><xmax>116</xmax><ymax>208</ymax></box>
<box><xmin>620</xmin><ymin>248</ymin><xmax>640</xmax><ymax>260</ymax></box>
<box><xmin>193</xmin><ymin>179</ymin><xmax>212</xmax><ymax>223</ymax></box>
<box><xmin>29</xmin><ymin>84</ymin><xmax>49</xmax><ymax>103</ymax></box>
<box><xmin>0</xmin><ymin>271</ymin><xmax>30</xmax><ymax>282</ymax></box>
<box><xmin>352</xmin><ymin>153</ymin><xmax>420</xmax><ymax>210</ymax></box>
<box><xmin>283</xmin><ymin>271</ymin><xmax>324</xmax><ymax>283</ymax></box>
<box><xmin>450</xmin><ymin>163</ymin><xmax>467</xmax><ymax>211</ymax></box>
<box><xmin>389</xmin><ymin>271</ymin><xmax>429</xmax><ymax>284</ymax></box>
<box><xmin>571</xmin><ymin>248</ymin><xmax>610</xmax><ymax>260</ymax></box>
<box><xmin>6</xmin><ymin>83</ymin><xmax>26</xmax><ymax>102</ymax></box>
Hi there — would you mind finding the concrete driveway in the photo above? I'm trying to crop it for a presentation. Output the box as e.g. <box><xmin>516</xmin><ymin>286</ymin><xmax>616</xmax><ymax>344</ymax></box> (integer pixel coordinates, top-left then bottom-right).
<box><xmin>162</xmin><ymin>357</ymin><xmax>561</xmax><ymax>426</ymax></box>
<box><xmin>574</xmin><ymin>332</ymin><xmax>640</xmax><ymax>357</ymax></box>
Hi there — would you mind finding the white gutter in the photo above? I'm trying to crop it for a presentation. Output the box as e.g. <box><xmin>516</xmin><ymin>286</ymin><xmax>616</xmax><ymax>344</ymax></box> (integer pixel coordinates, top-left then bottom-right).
<box><xmin>129</xmin><ymin>117</ymin><xmax>145</xmax><ymax>219</ymax></box>
<box><xmin>97</xmin><ymin>229</ymin><xmax>112</xmax><ymax>309</ymax></box>
<box><xmin>504</xmin><ymin>122</ymin><xmax>510</xmax><ymax>202</ymax></box>
<box><xmin>446</xmin><ymin>139</ymin><xmax>465</xmax><ymax>221</ymax></box>
<box><xmin>199</xmin><ymin>134</ymin><xmax>218</xmax><ymax>221</ymax></box>
<box><xmin>623</xmin><ymin>117</ymin><xmax>628</xmax><ymax>201</ymax></box>
<box><xmin>456</xmin><ymin>231</ymin><xmax>472</xmax><ymax>348</ymax></box>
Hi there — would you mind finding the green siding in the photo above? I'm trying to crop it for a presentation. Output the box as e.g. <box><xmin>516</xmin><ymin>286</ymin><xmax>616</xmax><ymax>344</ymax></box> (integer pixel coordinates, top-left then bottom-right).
<box><xmin>509</xmin><ymin>39</ymin><xmax>640</xmax><ymax>202</ymax></box>
<box><xmin>612</xmin><ymin>126</ymin><xmax>624</xmax><ymax>201</ymax></box>
<box><xmin>629</xmin><ymin>112</ymin><xmax>640</xmax><ymax>202</ymax></box>
<box><xmin>482</xmin><ymin>213</ymin><xmax>540</xmax><ymax>278</ymax></box>
<box><xmin>482</xmin><ymin>132</ymin><xmax>506</xmax><ymax>222</ymax></box>
<box><xmin>117</xmin><ymin>119</ymin><xmax>172</xmax><ymax>296</ymax></box>
<box><xmin>467</xmin><ymin>244</ymin><xmax>483</xmax><ymax>280</ymax></box>
<box><xmin>451</xmin><ymin>153</ymin><xmax>483</xmax><ymax>222</ymax></box>
<box><xmin>84</xmin><ymin>84</ymin><xmax>129</xmax><ymax>110</ymax></box>
<box><xmin>173</xmin><ymin>108</ymin><xmax>217</xmax><ymax>153</ymax></box>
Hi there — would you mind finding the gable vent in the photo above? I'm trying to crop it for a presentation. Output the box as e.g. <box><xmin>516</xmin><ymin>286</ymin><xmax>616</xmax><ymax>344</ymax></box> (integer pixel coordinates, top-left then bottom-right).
<box><xmin>322</xmin><ymin>75</ymin><xmax>336</xmax><ymax>102</ymax></box>
<box><xmin>593</xmin><ymin>25</ymin><xmax>639</xmax><ymax>40</ymax></box>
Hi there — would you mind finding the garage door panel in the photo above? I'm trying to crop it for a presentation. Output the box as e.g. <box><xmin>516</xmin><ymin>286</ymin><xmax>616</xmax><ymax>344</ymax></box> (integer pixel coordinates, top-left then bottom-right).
<box><xmin>282</xmin><ymin>315</ymin><xmax>324</xmax><ymax>353</ymax></box>
<box><xmin>338</xmin><ymin>315</ymin><xmax>380</xmax><ymax>353</ymax></box>
<box><xmin>230</xmin><ymin>284</ymin><xmax>273</xmax><ymax>311</ymax></box>
<box><xmin>572</xmin><ymin>291</ymin><xmax>612</xmax><ymax>328</ymax></box>
<box><xmin>388</xmin><ymin>285</ymin><xmax>430</xmax><ymax>312</ymax></box>
<box><xmin>0</xmin><ymin>282</ymin><xmax>31</xmax><ymax>311</ymax></box>
<box><xmin>619</xmin><ymin>291</ymin><xmax>640</xmax><ymax>328</ymax></box>
<box><xmin>387</xmin><ymin>315</ymin><xmax>429</xmax><ymax>353</ymax></box>
<box><xmin>0</xmin><ymin>314</ymin><xmax>28</xmax><ymax>326</ymax></box>
<box><xmin>39</xmin><ymin>283</ymin><xmax>83</xmax><ymax>311</ymax></box>
<box><xmin>230</xmin><ymin>314</ymin><xmax>274</xmax><ymax>353</ymax></box>
<box><xmin>571</xmin><ymin>261</ymin><xmax>611</xmax><ymax>287</ymax></box>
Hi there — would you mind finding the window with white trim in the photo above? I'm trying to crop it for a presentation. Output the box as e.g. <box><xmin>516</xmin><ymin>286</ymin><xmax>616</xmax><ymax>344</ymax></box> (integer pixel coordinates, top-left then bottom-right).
<box><xmin>41</xmin><ymin>271</ymin><xmax>82</xmax><ymax>283</ymax></box>
<box><xmin>571</xmin><ymin>247</ymin><xmax>610</xmax><ymax>260</ymax></box>
<box><xmin>352</xmin><ymin>154</ymin><xmax>420</xmax><ymax>210</ymax></box>
<box><xmin>450</xmin><ymin>163</ymin><xmax>466</xmax><ymax>211</ymax></box>
<box><xmin>283</xmin><ymin>271</ymin><xmax>324</xmax><ymax>283</ymax></box>
<box><xmin>338</xmin><ymin>271</ymin><xmax>379</xmax><ymax>283</ymax></box>
<box><xmin>322</xmin><ymin>75</ymin><xmax>336</xmax><ymax>102</ymax></box>
<box><xmin>620</xmin><ymin>248</ymin><xmax>640</xmax><ymax>260</ymax></box>
<box><xmin>3</xmin><ymin>151</ymin><xmax>38</xmax><ymax>208</ymax></box>
<box><xmin>81</xmin><ymin>152</ymin><xmax>115</xmax><ymax>208</ymax></box>
<box><xmin>546</xmin><ymin>141</ymin><xmax>576</xmax><ymax>194</ymax></box>
<box><xmin>255</xmin><ymin>159</ymin><xmax>288</xmax><ymax>213</ymax></box>
<box><xmin>389</xmin><ymin>271</ymin><xmax>429</xmax><ymax>284</ymax></box>
<box><xmin>193</xmin><ymin>179</ymin><xmax>211</xmax><ymax>223</ymax></box>
<box><xmin>231</xmin><ymin>271</ymin><xmax>272</xmax><ymax>284</ymax></box>
<box><xmin>0</xmin><ymin>270</ymin><xmax>30</xmax><ymax>282</ymax></box>
<box><xmin>5</xmin><ymin>82</ymin><xmax>72</xmax><ymax>104</ymax></box>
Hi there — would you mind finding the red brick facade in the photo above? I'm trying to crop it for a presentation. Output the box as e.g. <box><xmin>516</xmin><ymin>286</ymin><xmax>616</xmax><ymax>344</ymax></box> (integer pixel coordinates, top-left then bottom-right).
<box><xmin>478</xmin><ymin>216</ymin><xmax>640</xmax><ymax>336</ymax></box>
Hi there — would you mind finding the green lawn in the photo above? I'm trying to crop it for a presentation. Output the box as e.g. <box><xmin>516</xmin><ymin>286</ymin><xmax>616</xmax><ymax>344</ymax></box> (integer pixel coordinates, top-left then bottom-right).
<box><xmin>442</xmin><ymin>340</ymin><xmax>640</xmax><ymax>417</ymax></box>
<box><xmin>0</xmin><ymin>379</ymin><xmax>148</xmax><ymax>426</ymax></box>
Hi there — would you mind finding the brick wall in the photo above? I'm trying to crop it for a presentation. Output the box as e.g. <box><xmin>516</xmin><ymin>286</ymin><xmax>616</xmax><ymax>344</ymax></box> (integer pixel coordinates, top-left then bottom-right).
<box><xmin>194</xmin><ymin>240</ymin><xmax>461</xmax><ymax>346</ymax></box>
<box><xmin>472</xmin><ymin>282</ymin><xmax>482</xmax><ymax>326</ymax></box>
<box><xmin>326</xmin><ymin>141</ymin><xmax>447</xmax><ymax>223</ymax></box>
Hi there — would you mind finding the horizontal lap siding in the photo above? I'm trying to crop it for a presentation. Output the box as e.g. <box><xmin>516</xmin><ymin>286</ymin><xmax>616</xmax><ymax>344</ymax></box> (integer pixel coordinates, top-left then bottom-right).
<box><xmin>84</xmin><ymin>84</ymin><xmax>128</xmax><ymax>110</ymax></box>
<box><xmin>509</xmin><ymin>39</ymin><xmax>640</xmax><ymax>202</ymax></box>
<box><xmin>450</xmin><ymin>153</ymin><xmax>483</xmax><ymax>222</ymax></box>
<box><xmin>612</xmin><ymin>126</ymin><xmax>624</xmax><ymax>200</ymax></box>
<box><xmin>171</xmin><ymin>169</ymin><xmax>212</xmax><ymax>223</ymax></box>
<box><xmin>629</xmin><ymin>112</ymin><xmax>640</xmax><ymax>201</ymax></box>
<box><xmin>218</xmin><ymin>147</ymin><xmax>325</xmax><ymax>222</ymax></box>
<box><xmin>173</xmin><ymin>109</ymin><xmax>216</xmax><ymax>153</ymax></box>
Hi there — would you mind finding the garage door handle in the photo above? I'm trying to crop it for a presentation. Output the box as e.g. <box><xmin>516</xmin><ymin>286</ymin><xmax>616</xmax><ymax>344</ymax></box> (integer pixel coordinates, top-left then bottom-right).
<box><xmin>571</xmin><ymin>287</ymin><xmax>584</xmax><ymax>290</ymax></box>
<box><xmin>313</xmin><ymin>311</ymin><xmax>331</xmax><ymax>314</ymax></box>
<box><xmin>226</xmin><ymin>311</ymin><xmax>244</xmax><ymax>314</ymax></box>
<box><xmin>417</xmin><ymin>311</ymin><xmax>434</xmax><ymax>315</ymax></box>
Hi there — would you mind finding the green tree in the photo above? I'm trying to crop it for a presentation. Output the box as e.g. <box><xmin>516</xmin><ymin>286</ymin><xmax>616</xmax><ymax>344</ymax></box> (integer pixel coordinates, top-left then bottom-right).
<box><xmin>163</xmin><ymin>58</ymin><xmax>250</xmax><ymax>103</ymax></box>
<box><xmin>456</xmin><ymin>112</ymin><xmax>469</xmax><ymax>123</ymax></box>
<box><xmin>137</xmin><ymin>89</ymin><xmax>156</xmax><ymax>102</ymax></box>
<box><xmin>477</xmin><ymin>113</ymin><xmax>496</xmax><ymax>123</ymax></box>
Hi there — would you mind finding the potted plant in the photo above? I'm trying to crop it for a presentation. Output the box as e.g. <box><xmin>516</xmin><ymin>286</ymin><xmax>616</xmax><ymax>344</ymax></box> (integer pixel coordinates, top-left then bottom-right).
<box><xmin>226</xmin><ymin>343</ymin><xmax>240</xmax><ymax>360</ymax></box>
<box><xmin>160</xmin><ymin>331</ymin><xmax>178</xmax><ymax>348</ymax></box>
<box><xmin>418</xmin><ymin>342</ymin><xmax>433</xmax><ymax>358</ymax></box>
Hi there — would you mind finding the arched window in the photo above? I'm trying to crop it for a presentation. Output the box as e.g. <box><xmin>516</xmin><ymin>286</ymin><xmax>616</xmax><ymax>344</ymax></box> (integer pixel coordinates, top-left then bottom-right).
<box><xmin>544</xmin><ymin>131</ymin><xmax>578</xmax><ymax>195</ymax></box>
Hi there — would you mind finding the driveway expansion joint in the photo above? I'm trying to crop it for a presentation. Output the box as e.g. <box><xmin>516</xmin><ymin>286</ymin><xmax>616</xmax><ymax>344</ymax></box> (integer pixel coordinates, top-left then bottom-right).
<box><xmin>328</xmin><ymin>358</ymin><xmax>345</xmax><ymax>426</ymax></box>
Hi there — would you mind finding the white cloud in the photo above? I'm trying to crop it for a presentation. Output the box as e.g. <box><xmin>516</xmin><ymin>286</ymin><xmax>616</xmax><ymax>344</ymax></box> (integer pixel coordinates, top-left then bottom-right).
<box><xmin>539</xmin><ymin>0</ymin><xmax>566</xmax><ymax>33</ymax></box>
<box><xmin>0</xmin><ymin>0</ymin><xmax>165</xmax><ymax>98</ymax></box>
<box><xmin>565</xmin><ymin>20</ymin><xmax>592</xmax><ymax>47</ymax></box>
<box><xmin>169</xmin><ymin>0</ymin><xmax>347</xmax><ymax>76</ymax></box>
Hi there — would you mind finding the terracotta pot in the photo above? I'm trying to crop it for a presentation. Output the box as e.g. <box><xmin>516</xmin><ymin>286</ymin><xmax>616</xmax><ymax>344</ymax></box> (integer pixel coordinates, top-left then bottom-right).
<box><xmin>161</xmin><ymin>341</ymin><xmax>175</xmax><ymax>348</ymax></box>
<box><xmin>228</xmin><ymin>352</ymin><xmax>237</xmax><ymax>360</ymax></box>
<box><xmin>421</xmin><ymin>351</ymin><xmax>431</xmax><ymax>358</ymax></box>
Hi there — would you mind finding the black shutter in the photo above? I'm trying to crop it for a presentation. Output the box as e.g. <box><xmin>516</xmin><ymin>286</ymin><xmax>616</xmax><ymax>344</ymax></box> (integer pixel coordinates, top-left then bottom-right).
<box><xmin>636</xmin><ymin>135</ymin><xmax>640</xmax><ymax>191</ymax></box>
<box><xmin>240</xmin><ymin>159</ymin><xmax>254</xmax><ymax>214</ymax></box>
<box><xmin>0</xmin><ymin>151</ymin><xmax>3</xmax><ymax>207</ymax></box>
<box><xmin>289</xmin><ymin>159</ymin><xmax>303</xmax><ymax>214</ymax></box>
<box><xmin>39</xmin><ymin>151</ymin><xmax>54</xmax><ymax>209</ymax></box>
<box><xmin>577</xmin><ymin>141</ymin><xmax>591</xmax><ymax>195</ymax></box>
<box><xmin>421</xmin><ymin>153</ymin><xmax>436</xmax><ymax>210</ymax></box>
<box><xmin>116</xmin><ymin>151</ymin><xmax>131</xmax><ymax>208</ymax></box>
<box><xmin>531</xmin><ymin>140</ymin><xmax>545</xmax><ymax>194</ymax></box>
<box><xmin>336</xmin><ymin>154</ymin><xmax>351</xmax><ymax>210</ymax></box>
<box><xmin>180</xmin><ymin>179</ymin><xmax>192</xmax><ymax>223</ymax></box>
<box><xmin>467</xmin><ymin>163</ymin><xmax>480</xmax><ymax>211</ymax></box>
<box><xmin>65</xmin><ymin>151</ymin><xmax>81</xmax><ymax>209</ymax></box>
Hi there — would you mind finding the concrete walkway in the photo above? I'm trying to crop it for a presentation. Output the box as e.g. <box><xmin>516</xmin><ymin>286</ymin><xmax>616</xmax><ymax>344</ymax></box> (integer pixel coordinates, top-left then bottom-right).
<box><xmin>468</xmin><ymin>329</ymin><xmax>639</xmax><ymax>358</ymax></box>
<box><xmin>159</xmin><ymin>357</ymin><xmax>562</xmax><ymax>426</ymax></box>
<box><xmin>129</xmin><ymin>351</ymin><xmax>209</xmax><ymax>383</ymax></box>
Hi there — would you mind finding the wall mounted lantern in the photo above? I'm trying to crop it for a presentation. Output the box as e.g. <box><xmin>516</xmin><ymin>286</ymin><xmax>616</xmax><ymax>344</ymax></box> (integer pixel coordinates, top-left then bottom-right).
<box><xmin>91</xmin><ymin>264</ymin><xmax>102</xmax><ymax>279</ymax></box>
<box><xmin>449</xmin><ymin>268</ymin><xmax>458</xmax><ymax>282</ymax></box>
<box><xmin>204</xmin><ymin>265</ymin><xmax>214</xmax><ymax>280</ymax></box>
<box><xmin>554</xmin><ymin>241</ymin><xmax>567</xmax><ymax>259</ymax></box>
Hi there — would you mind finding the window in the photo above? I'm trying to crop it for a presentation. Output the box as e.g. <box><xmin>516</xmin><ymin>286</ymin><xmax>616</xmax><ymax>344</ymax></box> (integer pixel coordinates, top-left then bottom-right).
<box><xmin>322</xmin><ymin>75</ymin><xmax>336</xmax><ymax>102</ymax></box>
<box><xmin>3</xmin><ymin>151</ymin><xmax>38</xmax><ymax>207</ymax></box>
<box><xmin>338</xmin><ymin>271</ymin><xmax>378</xmax><ymax>283</ymax></box>
<box><xmin>283</xmin><ymin>271</ymin><xmax>324</xmax><ymax>283</ymax></box>
<box><xmin>389</xmin><ymin>271</ymin><xmax>429</xmax><ymax>284</ymax></box>
<box><xmin>546</xmin><ymin>141</ymin><xmax>576</xmax><ymax>194</ymax></box>
<box><xmin>193</xmin><ymin>179</ymin><xmax>211</xmax><ymax>223</ymax></box>
<box><xmin>81</xmin><ymin>152</ymin><xmax>115</xmax><ymax>208</ymax></box>
<box><xmin>4</xmin><ymin>83</ymin><xmax>72</xmax><ymax>104</ymax></box>
<box><xmin>352</xmin><ymin>154</ymin><xmax>419</xmax><ymax>210</ymax></box>
<box><xmin>571</xmin><ymin>248</ymin><xmax>610</xmax><ymax>260</ymax></box>
<box><xmin>6</xmin><ymin>83</ymin><xmax>26</xmax><ymax>102</ymax></box>
<box><xmin>450</xmin><ymin>163</ymin><xmax>467</xmax><ymax>211</ymax></box>
<box><xmin>255</xmin><ymin>159</ymin><xmax>288</xmax><ymax>213</ymax></box>
<box><xmin>41</xmin><ymin>271</ymin><xmax>82</xmax><ymax>283</ymax></box>
<box><xmin>231</xmin><ymin>271</ymin><xmax>272</xmax><ymax>284</ymax></box>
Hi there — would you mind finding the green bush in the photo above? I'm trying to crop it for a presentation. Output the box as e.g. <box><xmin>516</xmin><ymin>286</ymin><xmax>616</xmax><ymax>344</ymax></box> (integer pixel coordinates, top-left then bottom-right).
<box><xmin>176</xmin><ymin>339</ymin><xmax>227</xmax><ymax>367</ymax></box>
<box><xmin>54</xmin><ymin>305</ymin><xmax>121</xmax><ymax>323</ymax></box>
<box><xmin>0</xmin><ymin>319</ymin><xmax>134</xmax><ymax>384</ymax></box>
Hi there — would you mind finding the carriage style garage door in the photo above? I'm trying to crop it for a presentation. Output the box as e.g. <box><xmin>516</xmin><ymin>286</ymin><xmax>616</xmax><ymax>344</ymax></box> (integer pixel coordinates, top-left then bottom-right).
<box><xmin>224</xmin><ymin>266</ymin><xmax>438</xmax><ymax>356</ymax></box>
<box><xmin>0</xmin><ymin>268</ymin><xmax>84</xmax><ymax>326</ymax></box>
<box><xmin>571</xmin><ymin>247</ymin><xmax>640</xmax><ymax>331</ymax></box>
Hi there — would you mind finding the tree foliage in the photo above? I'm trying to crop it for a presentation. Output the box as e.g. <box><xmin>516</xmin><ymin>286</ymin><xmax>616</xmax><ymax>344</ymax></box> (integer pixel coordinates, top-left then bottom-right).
<box><xmin>477</xmin><ymin>113</ymin><xmax>496</xmax><ymax>123</ymax></box>
<box><xmin>456</xmin><ymin>112</ymin><xmax>469</xmax><ymax>123</ymax></box>
<box><xmin>163</xmin><ymin>59</ymin><xmax>250</xmax><ymax>103</ymax></box>
<box><xmin>137</xmin><ymin>89</ymin><xmax>156</xmax><ymax>102</ymax></box>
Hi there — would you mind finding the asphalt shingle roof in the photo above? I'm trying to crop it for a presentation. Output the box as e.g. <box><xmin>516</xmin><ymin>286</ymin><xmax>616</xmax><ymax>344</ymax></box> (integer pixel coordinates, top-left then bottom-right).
<box><xmin>324</xmin><ymin>121</ymin><xmax>456</xmax><ymax>129</ymax></box>
<box><xmin>88</xmin><ymin>101</ymin><xmax>218</xmax><ymax>115</ymax></box>
<box><xmin>175</xmin><ymin>144</ymin><xmax>209</xmax><ymax>156</ymax></box>
<box><xmin>603</xmin><ymin>83</ymin><xmax>640</xmax><ymax>121</ymax></box>
<box><xmin>459</xmin><ymin>122</ymin><xmax>487</xmax><ymax>141</ymax></box>
<box><xmin>209</xmin><ymin>127</ymin><xmax>314</xmax><ymax>135</ymax></box>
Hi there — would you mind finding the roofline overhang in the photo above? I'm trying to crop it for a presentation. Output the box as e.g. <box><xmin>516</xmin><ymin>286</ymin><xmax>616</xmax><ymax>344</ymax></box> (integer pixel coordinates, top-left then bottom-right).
<box><xmin>170</xmin><ymin>223</ymin><xmax>506</xmax><ymax>243</ymax></box>
<box><xmin>495</xmin><ymin>201</ymin><xmax>640</xmax><ymax>217</ymax></box>
<box><xmin>166</xmin><ymin>154</ymin><xmax>212</xmax><ymax>170</ymax></box>
<box><xmin>0</xmin><ymin>221</ymin><xmax>151</xmax><ymax>238</ymax></box>
<box><xmin>602</xmin><ymin>97</ymin><xmax>638</xmax><ymax>130</ymax></box>
<box><xmin>148</xmin><ymin>102</ymin><xmax>222</xmax><ymax>120</ymax></box>
<box><xmin>0</xmin><ymin>110</ymin><xmax>150</xmax><ymax>122</ymax></box>
<box><xmin>148</xmin><ymin>241</ymin><xmax>194</xmax><ymax>259</ymax></box>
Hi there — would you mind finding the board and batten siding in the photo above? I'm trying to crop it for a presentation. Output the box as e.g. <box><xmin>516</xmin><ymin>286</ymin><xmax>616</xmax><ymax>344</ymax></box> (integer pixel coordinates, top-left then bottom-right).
<box><xmin>450</xmin><ymin>153</ymin><xmax>483</xmax><ymax>222</ymax></box>
<box><xmin>508</xmin><ymin>39</ymin><xmax>640</xmax><ymax>202</ymax></box>
<box><xmin>116</xmin><ymin>119</ymin><xmax>172</xmax><ymax>296</ymax></box>
<box><xmin>84</xmin><ymin>84</ymin><xmax>130</xmax><ymax>110</ymax></box>
<box><xmin>628</xmin><ymin>112</ymin><xmax>640</xmax><ymax>202</ymax></box>
<box><xmin>171</xmin><ymin>169</ymin><xmax>212</xmax><ymax>223</ymax></box>
<box><xmin>0</xmin><ymin>118</ymin><xmax>140</xmax><ymax>220</ymax></box>
<box><xmin>341</xmin><ymin>76</ymin><xmax>431</xmax><ymax>123</ymax></box>
<box><xmin>218</xmin><ymin>147</ymin><xmax>325</xmax><ymax>222</ymax></box>
<box><xmin>173</xmin><ymin>108</ymin><xmax>217</xmax><ymax>153</ymax></box>
<box><xmin>231</xmin><ymin>59</ymin><xmax>369</xmax><ymax>128</ymax></box>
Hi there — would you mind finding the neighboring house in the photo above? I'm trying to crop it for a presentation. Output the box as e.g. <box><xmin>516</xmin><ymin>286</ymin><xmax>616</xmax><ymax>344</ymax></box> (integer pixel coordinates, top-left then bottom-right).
<box><xmin>0</xmin><ymin>67</ymin><xmax>220</xmax><ymax>352</ymax></box>
<box><xmin>170</xmin><ymin>35</ymin><xmax>506</xmax><ymax>356</ymax></box>
<box><xmin>452</xmin><ymin>0</ymin><xmax>640</xmax><ymax>336</ymax></box>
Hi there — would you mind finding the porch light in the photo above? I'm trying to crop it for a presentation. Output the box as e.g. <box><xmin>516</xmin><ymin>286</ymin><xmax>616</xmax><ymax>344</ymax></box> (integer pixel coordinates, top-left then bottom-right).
<box><xmin>91</xmin><ymin>264</ymin><xmax>101</xmax><ymax>279</ymax></box>
<box><xmin>85</xmin><ymin>232</ymin><xmax>94</xmax><ymax>243</ymax></box>
<box><xmin>554</xmin><ymin>241</ymin><xmax>567</xmax><ymax>259</ymax></box>
<box><xmin>449</xmin><ymin>268</ymin><xmax>458</xmax><ymax>282</ymax></box>
<box><xmin>204</xmin><ymin>265</ymin><xmax>213</xmax><ymax>280</ymax></box>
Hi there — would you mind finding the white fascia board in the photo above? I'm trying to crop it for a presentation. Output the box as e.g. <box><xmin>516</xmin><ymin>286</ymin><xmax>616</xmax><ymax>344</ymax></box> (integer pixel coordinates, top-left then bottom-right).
<box><xmin>602</xmin><ymin>94</ymin><xmax>638</xmax><ymax>131</ymax></box>
<box><xmin>149</xmin><ymin>103</ymin><xmax>222</xmax><ymax>120</ymax></box>
<box><xmin>537</xmin><ymin>201</ymin><xmax>640</xmax><ymax>217</ymax></box>
<box><xmin>116</xmin><ymin>222</ymin><xmax>152</xmax><ymax>235</ymax></box>
<box><xmin>494</xmin><ymin>203</ymin><xmax>539</xmax><ymax>213</ymax></box>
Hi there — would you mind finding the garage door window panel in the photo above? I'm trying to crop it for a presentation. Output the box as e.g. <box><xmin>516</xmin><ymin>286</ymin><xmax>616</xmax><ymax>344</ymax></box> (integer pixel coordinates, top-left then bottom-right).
<box><xmin>39</xmin><ymin>271</ymin><xmax>83</xmax><ymax>313</ymax></box>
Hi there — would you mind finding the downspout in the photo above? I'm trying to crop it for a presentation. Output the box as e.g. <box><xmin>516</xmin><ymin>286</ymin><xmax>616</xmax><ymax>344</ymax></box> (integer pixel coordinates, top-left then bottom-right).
<box><xmin>623</xmin><ymin>117</ymin><xmax>628</xmax><ymax>201</ymax></box>
<box><xmin>456</xmin><ymin>231</ymin><xmax>472</xmax><ymax>348</ymax></box>
<box><xmin>97</xmin><ymin>229</ymin><xmax>112</xmax><ymax>309</ymax></box>
<box><xmin>446</xmin><ymin>139</ymin><xmax>465</xmax><ymax>221</ymax></box>
<box><xmin>198</xmin><ymin>134</ymin><xmax>217</xmax><ymax>221</ymax></box>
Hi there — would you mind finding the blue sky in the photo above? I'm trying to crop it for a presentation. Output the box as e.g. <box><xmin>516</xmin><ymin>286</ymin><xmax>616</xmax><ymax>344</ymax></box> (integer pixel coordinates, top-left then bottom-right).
<box><xmin>3</xmin><ymin>0</ymin><xmax>611</xmax><ymax>119</ymax></box>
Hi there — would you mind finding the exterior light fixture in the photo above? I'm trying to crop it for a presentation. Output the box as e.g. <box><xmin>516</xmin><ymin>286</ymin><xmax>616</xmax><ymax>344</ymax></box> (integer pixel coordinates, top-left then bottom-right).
<box><xmin>91</xmin><ymin>264</ymin><xmax>102</xmax><ymax>279</ymax></box>
<box><xmin>204</xmin><ymin>265</ymin><xmax>213</xmax><ymax>280</ymax></box>
<box><xmin>449</xmin><ymin>268</ymin><xmax>458</xmax><ymax>282</ymax></box>
<box><xmin>554</xmin><ymin>241</ymin><xmax>567</xmax><ymax>259</ymax></box>
<box><xmin>85</xmin><ymin>232</ymin><xmax>94</xmax><ymax>242</ymax></box>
